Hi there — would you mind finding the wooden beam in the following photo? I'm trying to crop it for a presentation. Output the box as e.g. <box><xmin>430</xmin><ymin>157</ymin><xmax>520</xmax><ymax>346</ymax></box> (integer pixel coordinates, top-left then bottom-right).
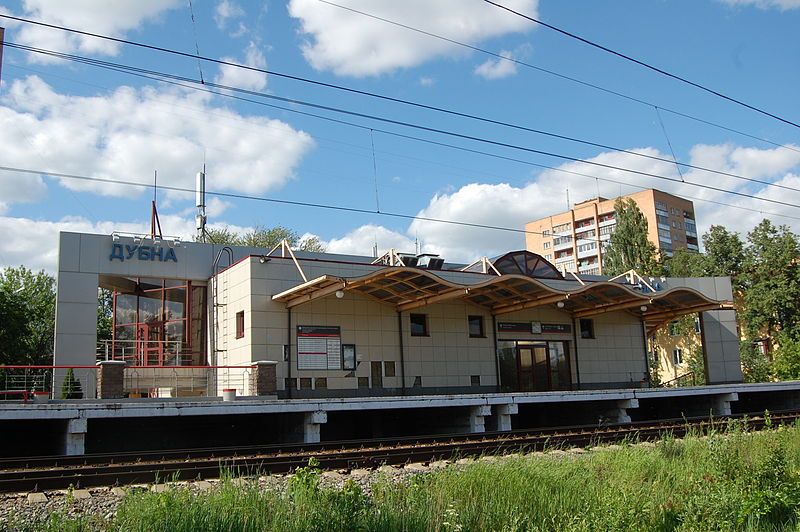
<box><xmin>574</xmin><ymin>298</ymin><xmax>652</xmax><ymax>318</ymax></box>
<box><xmin>396</xmin><ymin>288</ymin><xmax>470</xmax><ymax>312</ymax></box>
<box><xmin>492</xmin><ymin>293</ymin><xmax>568</xmax><ymax>315</ymax></box>
<box><xmin>283</xmin><ymin>280</ymin><xmax>347</xmax><ymax>308</ymax></box>
<box><xmin>642</xmin><ymin>303</ymin><xmax>725</xmax><ymax>322</ymax></box>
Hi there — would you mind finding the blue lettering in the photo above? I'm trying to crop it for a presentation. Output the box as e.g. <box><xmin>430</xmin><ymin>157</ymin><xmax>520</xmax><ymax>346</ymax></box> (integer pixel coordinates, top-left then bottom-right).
<box><xmin>138</xmin><ymin>246</ymin><xmax>151</xmax><ymax>260</ymax></box>
<box><xmin>109</xmin><ymin>243</ymin><xmax>124</xmax><ymax>262</ymax></box>
<box><xmin>165</xmin><ymin>248</ymin><xmax>178</xmax><ymax>263</ymax></box>
<box><xmin>125</xmin><ymin>245</ymin><xmax>138</xmax><ymax>259</ymax></box>
<box><xmin>150</xmin><ymin>247</ymin><xmax>164</xmax><ymax>261</ymax></box>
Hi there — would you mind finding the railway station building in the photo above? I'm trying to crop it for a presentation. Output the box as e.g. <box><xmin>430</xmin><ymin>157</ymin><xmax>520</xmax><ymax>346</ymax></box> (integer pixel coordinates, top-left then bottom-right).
<box><xmin>53</xmin><ymin>231</ymin><xmax>743</xmax><ymax>399</ymax></box>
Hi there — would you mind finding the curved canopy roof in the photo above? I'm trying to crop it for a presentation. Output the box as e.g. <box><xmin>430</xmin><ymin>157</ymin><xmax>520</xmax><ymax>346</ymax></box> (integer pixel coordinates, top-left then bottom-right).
<box><xmin>490</xmin><ymin>250</ymin><xmax>563</xmax><ymax>279</ymax></box>
<box><xmin>273</xmin><ymin>266</ymin><xmax>731</xmax><ymax>326</ymax></box>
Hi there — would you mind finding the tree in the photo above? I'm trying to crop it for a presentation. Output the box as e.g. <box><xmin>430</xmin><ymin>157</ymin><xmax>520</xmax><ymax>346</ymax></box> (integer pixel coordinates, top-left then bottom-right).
<box><xmin>602</xmin><ymin>198</ymin><xmax>660</xmax><ymax>276</ymax></box>
<box><xmin>664</xmin><ymin>248</ymin><xmax>707</xmax><ymax>277</ymax></box>
<box><xmin>702</xmin><ymin>225</ymin><xmax>745</xmax><ymax>281</ymax></box>
<box><xmin>740</xmin><ymin>340</ymin><xmax>773</xmax><ymax>383</ymax></box>
<box><xmin>740</xmin><ymin>220</ymin><xmax>800</xmax><ymax>342</ymax></box>
<box><xmin>199</xmin><ymin>225</ymin><xmax>325</xmax><ymax>252</ymax></box>
<box><xmin>0</xmin><ymin>267</ymin><xmax>56</xmax><ymax>366</ymax></box>
<box><xmin>772</xmin><ymin>333</ymin><xmax>800</xmax><ymax>381</ymax></box>
<box><xmin>60</xmin><ymin>368</ymin><xmax>83</xmax><ymax>399</ymax></box>
<box><xmin>97</xmin><ymin>288</ymin><xmax>113</xmax><ymax>343</ymax></box>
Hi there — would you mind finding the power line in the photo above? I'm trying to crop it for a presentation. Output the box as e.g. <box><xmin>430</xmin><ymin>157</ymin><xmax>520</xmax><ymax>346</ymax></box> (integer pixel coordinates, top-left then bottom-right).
<box><xmin>317</xmin><ymin>0</ymin><xmax>800</xmax><ymax>156</ymax></box>
<box><xmin>482</xmin><ymin>0</ymin><xmax>800</xmax><ymax>131</ymax></box>
<box><xmin>6</xmin><ymin>41</ymin><xmax>800</xmax><ymax>212</ymax></box>
<box><xmin>1</xmin><ymin>17</ymin><xmax>798</xmax><ymax>196</ymax></box>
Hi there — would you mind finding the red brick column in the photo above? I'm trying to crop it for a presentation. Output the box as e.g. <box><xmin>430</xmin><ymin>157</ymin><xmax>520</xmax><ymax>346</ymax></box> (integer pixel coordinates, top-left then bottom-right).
<box><xmin>96</xmin><ymin>361</ymin><xmax>126</xmax><ymax>399</ymax></box>
<box><xmin>250</xmin><ymin>361</ymin><xmax>278</xmax><ymax>396</ymax></box>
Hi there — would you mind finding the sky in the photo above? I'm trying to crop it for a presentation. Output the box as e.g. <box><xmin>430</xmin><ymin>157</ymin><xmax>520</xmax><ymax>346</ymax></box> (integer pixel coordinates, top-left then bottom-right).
<box><xmin>0</xmin><ymin>0</ymin><xmax>799</xmax><ymax>272</ymax></box>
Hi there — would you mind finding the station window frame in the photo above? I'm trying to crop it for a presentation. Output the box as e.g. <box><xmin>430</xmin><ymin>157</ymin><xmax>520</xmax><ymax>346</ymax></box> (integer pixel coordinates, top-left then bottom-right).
<box><xmin>579</xmin><ymin>318</ymin><xmax>595</xmax><ymax>339</ymax></box>
<box><xmin>410</xmin><ymin>313</ymin><xmax>429</xmax><ymax>336</ymax></box>
<box><xmin>235</xmin><ymin>310</ymin><xmax>245</xmax><ymax>339</ymax></box>
<box><xmin>468</xmin><ymin>315</ymin><xmax>485</xmax><ymax>338</ymax></box>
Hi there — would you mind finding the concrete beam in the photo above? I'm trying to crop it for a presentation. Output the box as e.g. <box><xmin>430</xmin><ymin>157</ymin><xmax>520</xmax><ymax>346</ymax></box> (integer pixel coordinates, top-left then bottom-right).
<box><xmin>63</xmin><ymin>417</ymin><xmax>87</xmax><ymax>456</ymax></box>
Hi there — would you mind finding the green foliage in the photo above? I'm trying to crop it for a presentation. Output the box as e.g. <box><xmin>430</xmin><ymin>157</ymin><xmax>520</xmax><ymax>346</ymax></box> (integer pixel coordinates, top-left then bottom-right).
<box><xmin>200</xmin><ymin>225</ymin><xmax>325</xmax><ymax>252</ymax></box>
<box><xmin>0</xmin><ymin>266</ymin><xmax>56</xmax><ymax>366</ymax></box>
<box><xmin>773</xmin><ymin>333</ymin><xmax>800</xmax><ymax>381</ymax></box>
<box><xmin>664</xmin><ymin>248</ymin><xmax>707</xmax><ymax>277</ymax></box>
<box><xmin>602</xmin><ymin>198</ymin><xmax>660</xmax><ymax>276</ymax></box>
<box><xmin>740</xmin><ymin>340</ymin><xmax>773</xmax><ymax>383</ymax></box>
<box><xmin>60</xmin><ymin>368</ymin><xmax>83</xmax><ymax>399</ymax></box>
<box><xmin>703</xmin><ymin>225</ymin><xmax>745</xmax><ymax>281</ymax></box>
<box><xmin>96</xmin><ymin>288</ymin><xmax>113</xmax><ymax>343</ymax></box>
<box><xmin>92</xmin><ymin>427</ymin><xmax>800</xmax><ymax>531</ymax></box>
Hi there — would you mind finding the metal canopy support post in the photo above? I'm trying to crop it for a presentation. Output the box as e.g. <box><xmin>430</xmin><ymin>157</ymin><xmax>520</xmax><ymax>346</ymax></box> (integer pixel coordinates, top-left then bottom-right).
<box><xmin>492</xmin><ymin>315</ymin><xmax>501</xmax><ymax>392</ymax></box>
<box><xmin>397</xmin><ymin>311</ymin><xmax>406</xmax><ymax>395</ymax></box>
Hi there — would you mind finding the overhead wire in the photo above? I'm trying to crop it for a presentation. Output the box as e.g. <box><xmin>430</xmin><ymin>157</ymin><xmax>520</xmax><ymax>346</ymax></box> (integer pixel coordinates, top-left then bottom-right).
<box><xmin>317</xmin><ymin>0</ymin><xmax>800</xmax><ymax>155</ymax></box>
<box><xmin>482</xmin><ymin>0</ymin><xmax>800</xmax><ymax>131</ymax></box>
<box><xmin>5</xmin><ymin>41</ymin><xmax>800</xmax><ymax>213</ymax></box>
<box><xmin>1</xmin><ymin>15</ymin><xmax>798</xmax><ymax>195</ymax></box>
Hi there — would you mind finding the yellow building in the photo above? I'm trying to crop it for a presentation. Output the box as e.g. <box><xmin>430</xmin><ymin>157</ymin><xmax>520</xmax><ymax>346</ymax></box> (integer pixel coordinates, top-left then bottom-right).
<box><xmin>525</xmin><ymin>189</ymin><xmax>698</xmax><ymax>276</ymax></box>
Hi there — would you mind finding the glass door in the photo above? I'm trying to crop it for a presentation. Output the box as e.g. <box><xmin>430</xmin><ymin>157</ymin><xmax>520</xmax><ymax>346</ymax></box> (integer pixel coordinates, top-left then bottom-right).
<box><xmin>516</xmin><ymin>344</ymin><xmax>549</xmax><ymax>391</ymax></box>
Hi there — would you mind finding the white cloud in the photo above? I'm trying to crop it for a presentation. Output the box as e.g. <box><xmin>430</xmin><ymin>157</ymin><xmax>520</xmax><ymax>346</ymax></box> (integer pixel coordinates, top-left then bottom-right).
<box><xmin>474</xmin><ymin>50</ymin><xmax>517</xmax><ymax>80</ymax></box>
<box><xmin>214</xmin><ymin>0</ymin><xmax>245</xmax><ymax>29</ymax></box>
<box><xmin>323</xmin><ymin>143</ymin><xmax>800</xmax><ymax>263</ymax></box>
<box><xmin>9</xmin><ymin>0</ymin><xmax>182</xmax><ymax>63</ymax></box>
<box><xmin>215</xmin><ymin>41</ymin><xmax>268</xmax><ymax>91</ymax></box>
<box><xmin>288</xmin><ymin>0</ymin><xmax>538</xmax><ymax>77</ymax></box>
<box><xmin>719</xmin><ymin>0</ymin><xmax>800</xmax><ymax>10</ymax></box>
<box><xmin>0</xmin><ymin>169</ymin><xmax>47</xmax><ymax>214</ymax></box>
<box><xmin>419</xmin><ymin>77</ymin><xmax>435</xmax><ymax>87</ymax></box>
<box><xmin>0</xmin><ymin>214</ymin><xmax>251</xmax><ymax>272</ymax></box>
<box><xmin>0</xmin><ymin>76</ymin><xmax>314</xmax><ymax>206</ymax></box>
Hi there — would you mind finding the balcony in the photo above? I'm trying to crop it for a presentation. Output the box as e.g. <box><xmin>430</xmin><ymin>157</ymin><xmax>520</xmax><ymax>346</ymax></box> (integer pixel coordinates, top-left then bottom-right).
<box><xmin>553</xmin><ymin>239</ymin><xmax>573</xmax><ymax>251</ymax></box>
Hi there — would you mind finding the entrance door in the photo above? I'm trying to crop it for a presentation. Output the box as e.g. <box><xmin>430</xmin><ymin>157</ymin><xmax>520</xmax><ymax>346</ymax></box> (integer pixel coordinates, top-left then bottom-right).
<box><xmin>516</xmin><ymin>344</ymin><xmax>549</xmax><ymax>391</ymax></box>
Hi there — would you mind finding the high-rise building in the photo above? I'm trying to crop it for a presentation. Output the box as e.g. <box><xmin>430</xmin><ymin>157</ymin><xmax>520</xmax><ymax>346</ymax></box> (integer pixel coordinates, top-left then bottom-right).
<box><xmin>525</xmin><ymin>189</ymin><xmax>698</xmax><ymax>275</ymax></box>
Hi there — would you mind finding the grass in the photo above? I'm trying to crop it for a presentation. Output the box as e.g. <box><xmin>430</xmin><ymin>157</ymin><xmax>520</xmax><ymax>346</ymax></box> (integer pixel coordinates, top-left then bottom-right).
<box><xmin>32</xmin><ymin>421</ymin><xmax>800</xmax><ymax>531</ymax></box>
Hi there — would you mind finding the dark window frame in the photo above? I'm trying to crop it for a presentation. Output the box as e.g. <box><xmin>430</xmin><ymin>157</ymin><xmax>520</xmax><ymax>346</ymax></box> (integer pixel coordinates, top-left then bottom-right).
<box><xmin>235</xmin><ymin>310</ymin><xmax>245</xmax><ymax>339</ymax></box>
<box><xmin>579</xmin><ymin>318</ymin><xmax>595</xmax><ymax>339</ymax></box>
<box><xmin>468</xmin><ymin>315</ymin><xmax>485</xmax><ymax>338</ymax></box>
<box><xmin>410</xmin><ymin>313</ymin><xmax>429</xmax><ymax>337</ymax></box>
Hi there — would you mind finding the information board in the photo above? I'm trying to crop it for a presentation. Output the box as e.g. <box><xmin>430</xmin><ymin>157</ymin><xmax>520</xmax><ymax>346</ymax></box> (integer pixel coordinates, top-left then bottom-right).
<box><xmin>297</xmin><ymin>326</ymin><xmax>342</xmax><ymax>370</ymax></box>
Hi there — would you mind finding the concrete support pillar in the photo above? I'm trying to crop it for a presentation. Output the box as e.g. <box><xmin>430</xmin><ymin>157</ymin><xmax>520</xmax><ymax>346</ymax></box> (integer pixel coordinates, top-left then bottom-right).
<box><xmin>249</xmin><ymin>361</ymin><xmax>278</xmax><ymax>396</ymax></box>
<box><xmin>96</xmin><ymin>361</ymin><xmax>126</xmax><ymax>399</ymax></box>
<box><xmin>63</xmin><ymin>418</ymin><xmax>87</xmax><ymax>456</ymax></box>
<box><xmin>605</xmin><ymin>399</ymin><xmax>639</xmax><ymax>424</ymax></box>
<box><xmin>303</xmin><ymin>410</ymin><xmax>327</xmax><ymax>443</ymax></box>
<box><xmin>491</xmin><ymin>403</ymin><xmax>518</xmax><ymax>431</ymax></box>
<box><xmin>469</xmin><ymin>405</ymin><xmax>492</xmax><ymax>433</ymax></box>
<box><xmin>711</xmin><ymin>393</ymin><xmax>738</xmax><ymax>416</ymax></box>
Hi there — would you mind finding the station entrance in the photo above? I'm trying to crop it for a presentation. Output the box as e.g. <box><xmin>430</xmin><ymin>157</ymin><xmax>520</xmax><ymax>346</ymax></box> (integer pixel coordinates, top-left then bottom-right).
<box><xmin>500</xmin><ymin>340</ymin><xmax>572</xmax><ymax>392</ymax></box>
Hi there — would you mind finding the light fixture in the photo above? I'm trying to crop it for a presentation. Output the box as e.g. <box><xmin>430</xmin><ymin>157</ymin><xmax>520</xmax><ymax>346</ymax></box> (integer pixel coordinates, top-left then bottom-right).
<box><xmin>111</xmin><ymin>233</ymin><xmax>120</xmax><ymax>242</ymax></box>
<box><xmin>259</xmin><ymin>255</ymin><xmax>270</xmax><ymax>264</ymax></box>
<box><xmin>556</xmin><ymin>301</ymin><xmax>565</xmax><ymax>308</ymax></box>
<box><xmin>640</xmin><ymin>305</ymin><xmax>648</xmax><ymax>312</ymax></box>
<box><xmin>335</xmin><ymin>290</ymin><xmax>345</xmax><ymax>299</ymax></box>
<box><xmin>152</xmin><ymin>237</ymin><xmax>161</xmax><ymax>246</ymax></box>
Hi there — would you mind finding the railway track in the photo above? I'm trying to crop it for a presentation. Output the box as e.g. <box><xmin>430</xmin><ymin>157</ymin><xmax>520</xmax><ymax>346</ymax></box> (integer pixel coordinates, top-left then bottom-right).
<box><xmin>1</xmin><ymin>410</ymin><xmax>797</xmax><ymax>493</ymax></box>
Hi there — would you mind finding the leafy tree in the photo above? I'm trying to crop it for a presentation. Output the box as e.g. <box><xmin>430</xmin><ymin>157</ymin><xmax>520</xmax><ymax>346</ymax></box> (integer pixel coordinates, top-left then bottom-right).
<box><xmin>60</xmin><ymin>368</ymin><xmax>83</xmax><ymax>399</ymax></box>
<box><xmin>739</xmin><ymin>340</ymin><xmax>773</xmax><ymax>383</ymax></box>
<box><xmin>740</xmin><ymin>220</ymin><xmax>800</xmax><ymax>342</ymax></box>
<box><xmin>772</xmin><ymin>333</ymin><xmax>800</xmax><ymax>381</ymax></box>
<box><xmin>602</xmin><ymin>198</ymin><xmax>660</xmax><ymax>276</ymax></box>
<box><xmin>199</xmin><ymin>225</ymin><xmax>325</xmax><ymax>252</ymax></box>
<box><xmin>702</xmin><ymin>225</ymin><xmax>745</xmax><ymax>281</ymax></box>
<box><xmin>665</xmin><ymin>248</ymin><xmax>707</xmax><ymax>277</ymax></box>
<box><xmin>0</xmin><ymin>267</ymin><xmax>55</xmax><ymax>366</ymax></box>
<box><xmin>97</xmin><ymin>288</ymin><xmax>113</xmax><ymax>343</ymax></box>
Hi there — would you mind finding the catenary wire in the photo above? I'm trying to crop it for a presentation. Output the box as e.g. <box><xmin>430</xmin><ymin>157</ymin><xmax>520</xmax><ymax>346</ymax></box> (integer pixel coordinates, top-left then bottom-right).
<box><xmin>6</xmin><ymin>41</ymin><xmax>800</xmax><ymax>212</ymax></box>
<box><xmin>482</xmin><ymin>0</ymin><xmax>800</xmax><ymax>131</ymax></box>
<box><xmin>1</xmin><ymin>16</ymin><xmax>798</xmax><ymax>193</ymax></box>
<box><xmin>4</xmin><ymin>44</ymin><xmax>800</xmax><ymax>225</ymax></box>
<box><xmin>317</xmin><ymin>0</ymin><xmax>800</xmax><ymax>156</ymax></box>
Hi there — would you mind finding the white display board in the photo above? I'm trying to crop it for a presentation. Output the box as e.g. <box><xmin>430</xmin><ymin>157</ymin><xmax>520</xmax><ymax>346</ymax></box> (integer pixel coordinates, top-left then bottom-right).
<box><xmin>297</xmin><ymin>326</ymin><xmax>341</xmax><ymax>370</ymax></box>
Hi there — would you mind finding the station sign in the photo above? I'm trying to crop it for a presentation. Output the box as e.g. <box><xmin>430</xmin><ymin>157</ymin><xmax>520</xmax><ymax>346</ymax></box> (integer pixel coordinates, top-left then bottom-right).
<box><xmin>109</xmin><ymin>243</ymin><xmax>178</xmax><ymax>263</ymax></box>
<box><xmin>498</xmin><ymin>321</ymin><xmax>572</xmax><ymax>334</ymax></box>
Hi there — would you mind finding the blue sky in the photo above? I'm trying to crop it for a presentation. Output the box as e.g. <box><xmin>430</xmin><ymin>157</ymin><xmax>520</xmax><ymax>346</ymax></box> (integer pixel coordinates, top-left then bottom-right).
<box><xmin>0</xmin><ymin>0</ymin><xmax>798</xmax><ymax>271</ymax></box>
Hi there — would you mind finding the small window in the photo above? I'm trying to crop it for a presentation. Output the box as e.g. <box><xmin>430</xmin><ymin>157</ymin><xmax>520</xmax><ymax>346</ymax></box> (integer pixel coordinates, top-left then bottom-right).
<box><xmin>235</xmin><ymin>311</ymin><xmax>245</xmax><ymax>339</ymax></box>
<box><xmin>299</xmin><ymin>377</ymin><xmax>312</xmax><ymax>390</ymax></box>
<box><xmin>468</xmin><ymin>315</ymin><xmax>485</xmax><ymax>338</ymax></box>
<box><xmin>410</xmin><ymin>314</ymin><xmax>428</xmax><ymax>336</ymax></box>
<box><xmin>668</xmin><ymin>321</ymin><xmax>680</xmax><ymax>337</ymax></box>
<box><xmin>284</xmin><ymin>378</ymin><xmax>297</xmax><ymax>390</ymax></box>
<box><xmin>694</xmin><ymin>317</ymin><xmax>701</xmax><ymax>334</ymax></box>
<box><xmin>384</xmin><ymin>361</ymin><xmax>396</xmax><ymax>377</ymax></box>
<box><xmin>413</xmin><ymin>376</ymin><xmax>422</xmax><ymax>387</ymax></box>
<box><xmin>314</xmin><ymin>377</ymin><xmax>327</xmax><ymax>389</ymax></box>
<box><xmin>358</xmin><ymin>377</ymin><xmax>370</xmax><ymax>388</ymax></box>
<box><xmin>579</xmin><ymin>319</ymin><xmax>595</xmax><ymax>339</ymax></box>
<box><xmin>543</xmin><ymin>241</ymin><xmax>551</xmax><ymax>249</ymax></box>
<box><xmin>471</xmin><ymin>375</ymin><xmax>481</xmax><ymax>386</ymax></box>
<box><xmin>672</xmin><ymin>349</ymin><xmax>683</xmax><ymax>365</ymax></box>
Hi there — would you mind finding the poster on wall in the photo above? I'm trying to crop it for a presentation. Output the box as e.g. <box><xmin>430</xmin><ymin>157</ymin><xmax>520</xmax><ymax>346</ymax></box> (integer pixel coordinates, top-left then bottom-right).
<box><xmin>297</xmin><ymin>326</ymin><xmax>341</xmax><ymax>370</ymax></box>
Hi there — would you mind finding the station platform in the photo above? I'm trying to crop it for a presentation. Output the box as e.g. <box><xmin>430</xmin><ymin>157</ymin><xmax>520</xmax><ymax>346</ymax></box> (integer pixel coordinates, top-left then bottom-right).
<box><xmin>1</xmin><ymin>381</ymin><xmax>799</xmax><ymax>457</ymax></box>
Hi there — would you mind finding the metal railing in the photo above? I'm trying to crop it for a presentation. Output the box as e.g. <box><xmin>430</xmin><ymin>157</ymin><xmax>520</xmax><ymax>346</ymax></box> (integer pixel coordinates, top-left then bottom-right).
<box><xmin>0</xmin><ymin>366</ymin><xmax>98</xmax><ymax>400</ymax></box>
<box><xmin>97</xmin><ymin>340</ymin><xmax>195</xmax><ymax>366</ymax></box>
<box><xmin>661</xmin><ymin>371</ymin><xmax>696</xmax><ymax>388</ymax></box>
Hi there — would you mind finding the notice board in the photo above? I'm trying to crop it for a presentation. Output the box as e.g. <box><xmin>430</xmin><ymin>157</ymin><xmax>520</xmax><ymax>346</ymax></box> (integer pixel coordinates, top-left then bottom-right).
<box><xmin>297</xmin><ymin>325</ymin><xmax>341</xmax><ymax>370</ymax></box>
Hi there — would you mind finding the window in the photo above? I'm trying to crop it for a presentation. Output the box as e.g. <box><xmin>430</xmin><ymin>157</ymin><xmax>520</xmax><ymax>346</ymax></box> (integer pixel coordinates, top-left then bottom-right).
<box><xmin>668</xmin><ymin>321</ymin><xmax>680</xmax><ymax>336</ymax></box>
<box><xmin>235</xmin><ymin>311</ymin><xmax>245</xmax><ymax>339</ymax></box>
<box><xmin>471</xmin><ymin>375</ymin><xmax>481</xmax><ymax>386</ymax></box>
<box><xmin>410</xmin><ymin>314</ymin><xmax>428</xmax><ymax>336</ymax></box>
<box><xmin>553</xmin><ymin>222</ymin><xmax>571</xmax><ymax>233</ymax></box>
<box><xmin>599</xmin><ymin>225</ymin><xmax>615</xmax><ymax>236</ymax></box>
<box><xmin>384</xmin><ymin>361</ymin><xmax>396</xmax><ymax>377</ymax></box>
<box><xmin>342</xmin><ymin>344</ymin><xmax>356</xmax><ymax>370</ymax></box>
<box><xmin>545</xmin><ymin>254</ymin><xmax>552</xmax><ymax>260</ymax></box>
<box><xmin>579</xmin><ymin>319</ymin><xmax>595</xmax><ymax>339</ymax></box>
<box><xmin>543</xmin><ymin>241</ymin><xmax>551</xmax><ymax>249</ymax></box>
<box><xmin>299</xmin><ymin>377</ymin><xmax>312</xmax><ymax>389</ymax></box>
<box><xmin>468</xmin><ymin>315</ymin><xmax>485</xmax><ymax>338</ymax></box>
<box><xmin>314</xmin><ymin>377</ymin><xmax>327</xmax><ymax>389</ymax></box>
<box><xmin>656</xmin><ymin>200</ymin><xmax>668</xmax><ymax>211</ymax></box>
<box><xmin>284</xmin><ymin>378</ymin><xmax>297</xmax><ymax>390</ymax></box>
<box><xmin>694</xmin><ymin>317</ymin><xmax>701</xmax><ymax>334</ymax></box>
<box><xmin>672</xmin><ymin>349</ymin><xmax>683</xmax><ymax>365</ymax></box>
<box><xmin>542</xmin><ymin>229</ymin><xmax>551</xmax><ymax>236</ymax></box>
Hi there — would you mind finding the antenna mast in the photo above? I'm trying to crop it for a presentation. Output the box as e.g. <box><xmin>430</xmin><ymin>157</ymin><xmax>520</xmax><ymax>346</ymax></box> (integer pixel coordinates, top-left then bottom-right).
<box><xmin>196</xmin><ymin>167</ymin><xmax>207</xmax><ymax>242</ymax></box>
<box><xmin>150</xmin><ymin>170</ymin><xmax>163</xmax><ymax>239</ymax></box>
